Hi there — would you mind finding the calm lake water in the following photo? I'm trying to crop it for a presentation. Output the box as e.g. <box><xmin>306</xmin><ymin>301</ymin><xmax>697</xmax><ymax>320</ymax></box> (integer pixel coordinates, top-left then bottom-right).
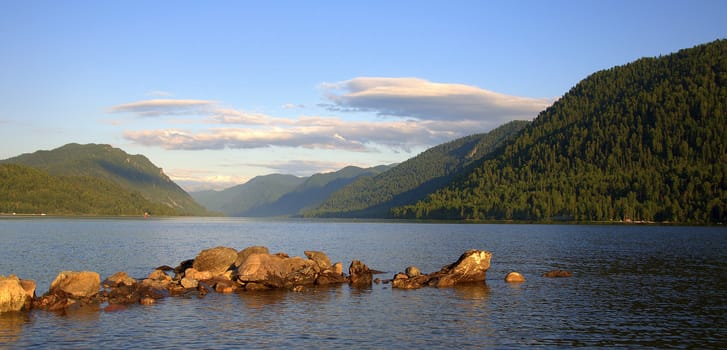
<box><xmin>0</xmin><ymin>217</ymin><xmax>725</xmax><ymax>349</ymax></box>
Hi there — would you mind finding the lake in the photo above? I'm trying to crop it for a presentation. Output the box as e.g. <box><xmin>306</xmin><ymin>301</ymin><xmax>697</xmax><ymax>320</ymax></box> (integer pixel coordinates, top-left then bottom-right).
<box><xmin>0</xmin><ymin>217</ymin><xmax>725</xmax><ymax>348</ymax></box>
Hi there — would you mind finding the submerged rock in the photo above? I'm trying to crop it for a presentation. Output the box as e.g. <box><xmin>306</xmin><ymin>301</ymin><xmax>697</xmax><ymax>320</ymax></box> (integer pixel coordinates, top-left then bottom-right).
<box><xmin>542</xmin><ymin>270</ymin><xmax>573</xmax><ymax>278</ymax></box>
<box><xmin>505</xmin><ymin>272</ymin><xmax>526</xmax><ymax>283</ymax></box>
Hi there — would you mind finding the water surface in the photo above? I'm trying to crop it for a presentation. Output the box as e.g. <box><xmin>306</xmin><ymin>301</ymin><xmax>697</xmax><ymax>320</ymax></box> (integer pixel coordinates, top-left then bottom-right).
<box><xmin>1</xmin><ymin>218</ymin><xmax>725</xmax><ymax>348</ymax></box>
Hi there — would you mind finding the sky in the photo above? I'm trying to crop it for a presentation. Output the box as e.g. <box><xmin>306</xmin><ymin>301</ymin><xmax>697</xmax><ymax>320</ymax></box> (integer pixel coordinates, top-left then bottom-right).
<box><xmin>1</xmin><ymin>1</ymin><xmax>725</xmax><ymax>191</ymax></box>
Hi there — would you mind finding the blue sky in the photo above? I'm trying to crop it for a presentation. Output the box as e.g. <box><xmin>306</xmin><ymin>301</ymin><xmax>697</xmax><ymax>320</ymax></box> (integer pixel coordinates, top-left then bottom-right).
<box><xmin>1</xmin><ymin>1</ymin><xmax>725</xmax><ymax>191</ymax></box>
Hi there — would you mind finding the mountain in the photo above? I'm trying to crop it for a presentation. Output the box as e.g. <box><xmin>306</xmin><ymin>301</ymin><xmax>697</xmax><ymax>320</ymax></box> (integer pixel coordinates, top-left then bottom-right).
<box><xmin>191</xmin><ymin>165</ymin><xmax>393</xmax><ymax>217</ymax></box>
<box><xmin>192</xmin><ymin>174</ymin><xmax>305</xmax><ymax>216</ymax></box>
<box><xmin>0</xmin><ymin>163</ymin><xmax>179</xmax><ymax>216</ymax></box>
<box><xmin>394</xmin><ymin>40</ymin><xmax>727</xmax><ymax>223</ymax></box>
<box><xmin>1</xmin><ymin>143</ymin><xmax>208</xmax><ymax>215</ymax></box>
<box><xmin>306</xmin><ymin>120</ymin><xmax>530</xmax><ymax>218</ymax></box>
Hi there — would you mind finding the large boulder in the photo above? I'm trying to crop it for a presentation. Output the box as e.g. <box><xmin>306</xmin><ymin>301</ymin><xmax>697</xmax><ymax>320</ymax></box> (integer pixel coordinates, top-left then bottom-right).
<box><xmin>236</xmin><ymin>253</ymin><xmax>320</xmax><ymax>289</ymax></box>
<box><xmin>432</xmin><ymin>249</ymin><xmax>491</xmax><ymax>287</ymax></box>
<box><xmin>192</xmin><ymin>246</ymin><xmax>238</xmax><ymax>275</ymax></box>
<box><xmin>0</xmin><ymin>275</ymin><xmax>33</xmax><ymax>313</ymax></box>
<box><xmin>391</xmin><ymin>250</ymin><xmax>492</xmax><ymax>289</ymax></box>
<box><xmin>234</xmin><ymin>246</ymin><xmax>270</xmax><ymax>268</ymax></box>
<box><xmin>49</xmin><ymin>271</ymin><xmax>101</xmax><ymax>298</ymax></box>
<box><xmin>348</xmin><ymin>260</ymin><xmax>373</xmax><ymax>287</ymax></box>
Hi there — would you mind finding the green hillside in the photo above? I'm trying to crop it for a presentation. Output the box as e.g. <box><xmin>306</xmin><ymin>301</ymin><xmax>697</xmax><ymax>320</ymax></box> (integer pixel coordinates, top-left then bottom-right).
<box><xmin>307</xmin><ymin>120</ymin><xmax>529</xmax><ymax>218</ymax></box>
<box><xmin>394</xmin><ymin>40</ymin><xmax>727</xmax><ymax>223</ymax></box>
<box><xmin>0</xmin><ymin>164</ymin><xmax>177</xmax><ymax>216</ymax></box>
<box><xmin>1</xmin><ymin>143</ymin><xmax>207</xmax><ymax>215</ymax></box>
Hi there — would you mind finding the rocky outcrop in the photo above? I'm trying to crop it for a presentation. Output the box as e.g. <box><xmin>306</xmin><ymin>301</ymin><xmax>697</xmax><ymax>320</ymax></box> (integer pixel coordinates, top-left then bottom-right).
<box><xmin>7</xmin><ymin>247</ymin><xmax>505</xmax><ymax>314</ymax></box>
<box><xmin>391</xmin><ymin>250</ymin><xmax>492</xmax><ymax>289</ymax></box>
<box><xmin>0</xmin><ymin>275</ymin><xmax>34</xmax><ymax>313</ymax></box>
<box><xmin>192</xmin><ymin>246</ymin><xmax>238</xmax><ymax>276</ymax></box>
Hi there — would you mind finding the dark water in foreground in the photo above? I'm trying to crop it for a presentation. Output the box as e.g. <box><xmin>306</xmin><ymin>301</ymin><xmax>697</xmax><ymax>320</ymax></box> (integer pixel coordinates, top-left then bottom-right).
<box><xmin>0</xmin><ymin>218</ymin><xmax>725</xmax><ymax>349</ymax></box>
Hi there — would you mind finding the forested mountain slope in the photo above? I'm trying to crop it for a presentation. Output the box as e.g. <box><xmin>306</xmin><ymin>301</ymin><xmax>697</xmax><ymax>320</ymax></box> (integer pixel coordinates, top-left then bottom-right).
<box><xmin>308</xmin><ymin>120</ymin><xmax>529</xmax><ymax>217</ymax></box>
<box><xmin>1</xmin><ymin>143</ymin><xmax>207</xmax><ymax>215</ymax></box>
<box><xmin>394</xmin><ymin>40</ymin><xmax>727</xmax><ymax>223</ymax></box>
<box><xmin>0</xmin><ymin>164</ymin><xmax>178</xmax><ymax>216</ymax></box>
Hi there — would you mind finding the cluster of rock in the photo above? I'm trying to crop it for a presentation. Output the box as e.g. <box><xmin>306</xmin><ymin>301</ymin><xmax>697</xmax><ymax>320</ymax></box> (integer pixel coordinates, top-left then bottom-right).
<box><xmin>1</xmin><ymin>246</ymin><xmax>571</xmax><ymax>314</ymax></box>
<box><xmin>0</xmin><ymin>245</ymin><xmax>395</xmax><ymax>313</ymax></box>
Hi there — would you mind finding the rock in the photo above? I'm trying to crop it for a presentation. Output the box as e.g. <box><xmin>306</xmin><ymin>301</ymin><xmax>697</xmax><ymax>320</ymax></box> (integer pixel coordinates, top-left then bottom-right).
<box><xmin>173</xmin><ymin>259</ymin><xmax>195</xmax><ymax>277</ymax></box>
<box><xmin>0</xmin><ymin>275</ymin><xmax>33</xmax><ymax>313</ymax></box>
<box><xmin>213</xmin><ymin>279</ymin><xmax>236</xmax><ymax>293</ymax></box>
<box><xmin>192</xmin><ymin>246</ymin><xmax>238</xmax><ymax>275</ymax></box>
<box><xmin>237</xmin><ymin>253</ymin><xmax>320</xmax><ymax>289</ymax></box>
<box><xmin>542</xmin><ymin>270</ymin><xmax>573</xmax><ymax>278</ymax></box>
<box><xmin>315</xmin><ymin>272</ymin><xmax>347</xmax><ymax>285</ymax></box>
<box><xmin>348</xmin><ymin>260</ymin><xmax>373</xmax><ymax>287</ymax></box>
<box><xmin>332</xmin><ymin>262</ymin><xmax>343</xmax><ymax>275</ymax></box>
<box><xmin>19</xmin><ymin>279</ymin><xmax>36</xmax><ymax>301</ymax></box>
<box><xmin>184</xmin><ymin>268</ymin><xmax>213</xmax><ymax>281</ymax></box>
<box><xmin>140</xmin><ymin>297</ymin><xmax>155</xmax><ymax>305</ymax></box>
<box><xmin>505</xmin><ymin>272</ymin><xmax>526</xmax><ymax>283</ymax></box>
<box><xmin>304</xmin><ymin>251</ymin><xmax>332</xmax><ymax>270</ymax></box>
<box><xmin>391</xmin><ymin>275</ymin><xmax>431</xmax><ymax>289</ymax></box>
<box><xmin>49</xmin><ymin>271</ymin><xmax>101</xmax><ymax>298</ymax></box>
<box><xmin>180</xmin><ymin>277</ymin><xmax>198</xmax><ymax>289</ymax></box>
<box><xmin>391</xmin><ymin>250</ymin><xmax>492</xmax><ymax>289</ymax></box>
<box><xmin>234</xmin><ymin>246</ymin><xmax>270</xmax><ymax>268</ymax></box>
<box><xmin>405</xmin><ymin>266</ymin><xmax>421</xmax><ymax>278</ymax></box>
<box><xmin>147</xmin><ymin>269</ymin><xmax>171</xmax><ymax>282</ymax></box>
<box><xmin>394</xmin><ymin>273</ymin><xmax>408</xmax><ymax>280</ymax></box>
<box><xmin>431</xmin><ymin>250</ymin><xmax>491</xmax><ymax>288</ymax></box>
<box><xmin>103</xmin><ymin>272</ymin><xmax>137</xmax><ymax>288</ymax></box>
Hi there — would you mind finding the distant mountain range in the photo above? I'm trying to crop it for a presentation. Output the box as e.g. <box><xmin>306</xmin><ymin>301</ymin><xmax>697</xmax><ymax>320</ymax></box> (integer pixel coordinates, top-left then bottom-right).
<box><xmin>2</xmin><ymin>40</ymin><xmax>723</xmax><ymax>223</ymax></box>
<box><xmin>0</xmin><ymin>143</ymin><xmax>207</xmax><ymax>216</ymax></box>
<box><xmin>191</xmin><ymin>165</ymin><xmax>394</xmax><ymax>217</ymax></box>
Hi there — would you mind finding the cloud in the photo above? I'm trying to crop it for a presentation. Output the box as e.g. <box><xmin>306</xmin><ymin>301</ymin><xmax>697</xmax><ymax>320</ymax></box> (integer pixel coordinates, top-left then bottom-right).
<box><xmin>115</xmin><ymin>77</ymin><xmax>552</xmax><ymax>152</ymax></box>
<box><xmin>321</xmin><ymin>77</ymin><xmax>552</xmax><ymax>127</ymax></box>
<box><xmin>243</xmin><ymin>159</ymin><xmax>358</xmax><ymax>176</ymax></box>
<box><xmin>109</xmin><ymin>99</ymin><xmax>216</xmax><ymax>117</ymax></box>
<box><xmin>146</xmin><ymin>90</ymin><xmax>174</xmax><ymax>97</ymax></box>
<box><xmin>123</xmin><ymin>115</ymin><xmax>456</xmax><ymax>152</ymax></box>
<box><xmin>166</xmin><ymin>168</ymin><xmax>248</xmax><ymax>191</ymax></box>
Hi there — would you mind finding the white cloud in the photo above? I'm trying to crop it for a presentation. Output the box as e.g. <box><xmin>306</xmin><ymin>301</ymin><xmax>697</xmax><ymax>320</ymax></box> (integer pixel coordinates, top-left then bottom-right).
<box><xmin>242</xmin><ymin>159</ymin><xmax>359</xmax><ymax>176</ymax></box>
<box><xmin>166</xmin><ymin>168</ymin><xmax>249</xmax><ymax>191</ymax></box>
<box><xmin>146</xmin><ymin>90</ymin><xmax>174</xmax><ymax>97</ymax></box>
<box><xmin>321</xmin><ymin>77</ymin><xmax>552</xmax><ymax>127</ymax></box>
<box><xmin>114</xmin><ymin>78</ymin><xmax>551</xmax><ymax>152</ymax></box>
<box><xmin>109</xmin><ymin>99</ymin><xmax>216</xmax><ymax>117</ymax></box>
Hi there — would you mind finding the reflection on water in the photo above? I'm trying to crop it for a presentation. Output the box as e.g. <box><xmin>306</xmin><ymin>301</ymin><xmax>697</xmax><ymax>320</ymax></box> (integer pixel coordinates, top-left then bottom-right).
<box><xmin>0</xmin><ymin>312</ymin><xmax>29</xmax><ymax>344</ymax></box>
<box><xmin>0</xmin><ymin>218</ymin><xmax>725</xmax><ymax>348</ymax></box>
